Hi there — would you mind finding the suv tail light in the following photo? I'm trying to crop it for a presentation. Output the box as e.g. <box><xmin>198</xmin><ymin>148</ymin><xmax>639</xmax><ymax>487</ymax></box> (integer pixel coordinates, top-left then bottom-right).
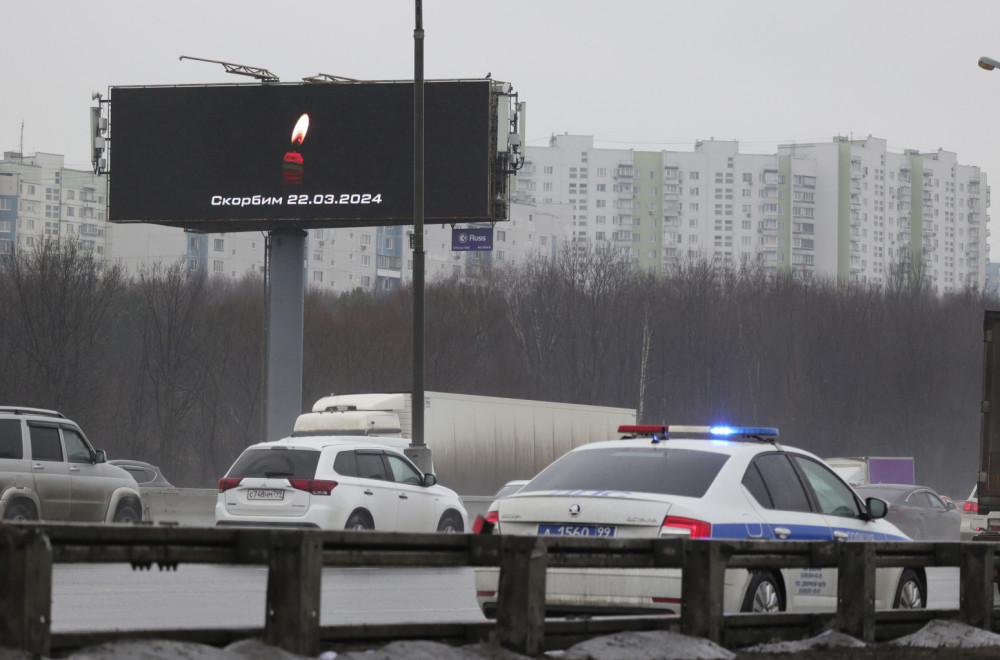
<box><xmin>289</xmin><ymin>479</ymin><xmax>338</xmax><ymax>495</ymax></box>
<box><xmin>218</xmin><ymin>477</ymin><xmax>242</xmax><ymax>492</ymax></box>
<box><xmin>661</xmin><ymin>516</ymin><xmax>712</xmax><ymax>538</ymax></box>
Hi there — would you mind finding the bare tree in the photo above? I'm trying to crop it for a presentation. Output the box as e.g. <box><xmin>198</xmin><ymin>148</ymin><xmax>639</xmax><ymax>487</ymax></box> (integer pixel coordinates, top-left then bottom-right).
<box><xmin>0</xmin><ymin>240</ymin><xmax>126</xmax><ymax>416</ymax></box>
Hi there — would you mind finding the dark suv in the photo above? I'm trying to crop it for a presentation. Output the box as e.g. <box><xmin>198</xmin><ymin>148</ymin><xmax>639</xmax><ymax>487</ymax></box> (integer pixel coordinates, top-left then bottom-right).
<box><xmin>0</xmin><ymin>407</ymin><xmax>143</xmax><ymax>522</ymax></box>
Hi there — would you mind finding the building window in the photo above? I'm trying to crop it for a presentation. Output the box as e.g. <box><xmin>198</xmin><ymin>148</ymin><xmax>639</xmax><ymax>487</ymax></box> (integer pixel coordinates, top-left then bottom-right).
<box><xmin>313</xmin><ymin>271</ymin><xmax>323</xmax><ymax>282</ymax></box>
<box><xmin>214</xmin><ymin>239</ymin><xmax>224</xmax><ymax>251</ymax></box>
<box><xmin>213</xmin><ymin>260</ymin><xmax>223</xmax><ymax>272</ymax></box>
<box><xmin>66</xmin><ymin>207</ymin><xmax>75</xmax><ymax>217</ymax></box>
<box><xmin>189</xmin><ymin>259</ymin><xmax>198</xmax><ymax>271</ymax></box>
<box><xmin>362</xmin><ymin>254</ymin><xmax>371</xmax><ymax>266</ymax></box>
<box><xmin>0</xmin><ymin>220</ymin><xmax>10</xmax><ymax>232</ymax></box>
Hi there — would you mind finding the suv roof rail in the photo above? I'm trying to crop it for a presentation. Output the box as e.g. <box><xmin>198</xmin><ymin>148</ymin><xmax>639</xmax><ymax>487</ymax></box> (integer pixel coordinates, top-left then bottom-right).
<box><xmin>0</xmin><ymin>406</ymin><xmax>66</xmax><ymax>418</ymax></box>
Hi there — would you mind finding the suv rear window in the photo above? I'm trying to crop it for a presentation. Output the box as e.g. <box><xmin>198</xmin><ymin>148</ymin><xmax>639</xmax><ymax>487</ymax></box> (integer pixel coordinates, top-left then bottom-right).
<box><xmin>226</xmin><ymin>448</ymin><xmax>321</xmax><ymax>479</ymax></box>
<box><xmin>0</xmin><ymin>420</ymin><xmax>22</xmax><ymax>459</ymax></box>
<box><xmin>521</xmin><ymin>447</ymin><xmax>729</xmax><ymax>498</ymax></box>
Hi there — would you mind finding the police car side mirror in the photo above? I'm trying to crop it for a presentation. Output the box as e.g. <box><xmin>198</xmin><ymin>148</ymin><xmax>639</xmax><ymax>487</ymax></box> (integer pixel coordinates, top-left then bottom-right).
<box><xmin>92</xmin><ymin>449</ymin><xmax>107</xmax><ymax>464</ymax></box>
<box><xmin>865</xmin><ymin>497</ymin><xmax>888</xmax><ymax>520</ymax></box>
<box><xmin>422</xmin><ymin>473</ymin><xmax>437</xmax><ymax>487</ymax></box>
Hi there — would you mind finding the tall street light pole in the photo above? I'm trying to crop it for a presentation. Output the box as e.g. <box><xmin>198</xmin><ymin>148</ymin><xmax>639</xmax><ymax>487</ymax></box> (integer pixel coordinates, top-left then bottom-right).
<box><xmin>408</xmin><ymin>0</ymin><xmax>431</xmax><ymax>472</ymax></box>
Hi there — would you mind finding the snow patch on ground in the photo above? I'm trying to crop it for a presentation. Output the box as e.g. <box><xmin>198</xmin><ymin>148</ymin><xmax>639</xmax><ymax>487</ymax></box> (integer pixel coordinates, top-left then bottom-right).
<box><xmin>556</xmin><ymin>630</ymin><xmax>736</xmax><ymax>660</ymax></box>
<box><xmin>334</xmin><ymin>640</ymin><xmax>532</xmax><ymax>660</ymax></box>
<box><xmin>889</xmin><ymin>619</ymin><xmax>1000</xmax><ymax>648</ymax></box>
<box><xmin>742</xmin><ymin>629</ymin><xmax>867</xmax><ymax>654</ymax></box>
<box><xmin>7</xmin><ymin>621</ymin><xmax>1000</xmax><ymax>660</ymax></box>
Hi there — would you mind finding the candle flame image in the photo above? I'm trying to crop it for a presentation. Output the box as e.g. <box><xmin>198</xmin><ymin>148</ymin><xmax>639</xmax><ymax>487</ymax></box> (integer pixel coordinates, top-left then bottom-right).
<box><xmin>291</xmin><ymin>113</ymin><xmax>309</xmax><ymax>146</ymax></box>
<box><xmin>283</xmin><ymin>113</ymin><xmax>310</xmax><ymax>185</ymax></box>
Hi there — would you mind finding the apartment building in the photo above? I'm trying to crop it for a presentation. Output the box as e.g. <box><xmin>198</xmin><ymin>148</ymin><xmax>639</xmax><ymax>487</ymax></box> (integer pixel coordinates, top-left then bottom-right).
<box><xmin>0</xmin><ymin>152</ymin><xmax>109</xmax><ymax>257</ymax></box>
<box><xmin>517</xmin><ymin>135</ymin><xmax>990</xmax><ymax>293</ymax></box>
<box><xmin>0</xmin><ymin>137</ymin><xmax>990</xmax><ymax>295</ymax></box>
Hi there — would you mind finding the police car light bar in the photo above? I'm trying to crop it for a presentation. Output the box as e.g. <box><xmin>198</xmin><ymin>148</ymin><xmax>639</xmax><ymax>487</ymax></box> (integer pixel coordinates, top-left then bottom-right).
<box><xmin>617</xmin><ymin>424</ymin><xmax>779</xmax><ymax>439</ymax></box>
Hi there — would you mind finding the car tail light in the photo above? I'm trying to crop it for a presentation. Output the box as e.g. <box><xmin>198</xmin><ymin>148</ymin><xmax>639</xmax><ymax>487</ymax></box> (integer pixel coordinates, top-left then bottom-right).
<box><xmin>218</xmin><ymin>477</ymin><xmax>242</xmax><ymax>492</ymax></box>
<box><xmin>964</xmin><ymin>501</ymin><xmax>979</xmax><ymax>513</ymax></box>
<box><xmin>473</xmin><ymin>509</ymin><xmax>499</xmax><ymax>535</ymax></box>
<box><xmin>289</xmin><ymin>479</ymin><xmax>338</xmax><ymax>495</ymax></box>
<box><xmin>661</xmin><ymin>516</ymin><xmax>712</xmax><ymax>538</ymax></box>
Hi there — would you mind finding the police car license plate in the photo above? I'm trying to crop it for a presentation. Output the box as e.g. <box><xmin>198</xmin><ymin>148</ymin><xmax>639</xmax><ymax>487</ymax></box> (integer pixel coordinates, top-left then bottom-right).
<box><xmin>538</xmin><ymin>524</ymin><xmax>615</xmax><ymax>537</ymax></box>
<box><xmin>247</xmin><ymin>489</ymin><xmax>284</xmax><ymax>501</ymax></box>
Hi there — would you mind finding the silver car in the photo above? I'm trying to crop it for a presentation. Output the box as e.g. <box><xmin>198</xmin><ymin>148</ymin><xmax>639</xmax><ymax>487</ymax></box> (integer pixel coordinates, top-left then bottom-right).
<box><xmin>853</xmin><ymin>483</ymin><xmax>961</xmax><ymax>541</ymax></box>
<box><xmin>0</xmin><ymin>407</ymin><xmax>143</xmax><ymax>522</ymax></box>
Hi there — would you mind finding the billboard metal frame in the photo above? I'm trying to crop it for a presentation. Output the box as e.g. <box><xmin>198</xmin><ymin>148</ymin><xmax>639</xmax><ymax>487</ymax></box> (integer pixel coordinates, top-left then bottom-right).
<box><xmin>104</xmin><ymin>78</ymin><xmax>519</xmax><ymax>233</ymax></box>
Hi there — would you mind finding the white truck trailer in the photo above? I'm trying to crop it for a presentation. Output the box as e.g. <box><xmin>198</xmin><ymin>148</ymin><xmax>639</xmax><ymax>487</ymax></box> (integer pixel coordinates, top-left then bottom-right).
<box><xmin>295</xmin><ymin>391</ymin><xmax>637</xmax><ymax>495</ymax></box>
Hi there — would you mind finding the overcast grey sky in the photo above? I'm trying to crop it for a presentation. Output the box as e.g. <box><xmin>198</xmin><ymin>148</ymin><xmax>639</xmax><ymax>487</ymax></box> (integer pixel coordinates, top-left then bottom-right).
<box><xmin>6</xmin><ymin>0</ymin><xmax>1000</xmax><ymax>250</ymax></box>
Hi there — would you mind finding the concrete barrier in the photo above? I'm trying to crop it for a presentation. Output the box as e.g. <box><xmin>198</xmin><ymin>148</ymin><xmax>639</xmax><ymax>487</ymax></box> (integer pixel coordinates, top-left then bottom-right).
<box><xmin>141</xmin><ymin>488</ymin><xmax>217</xmax><ymax>527</ymax></box>
<box><xmin>145</xmin><ymin>489</ymin><xmax>495</xmax><ymax>529</ymax></box>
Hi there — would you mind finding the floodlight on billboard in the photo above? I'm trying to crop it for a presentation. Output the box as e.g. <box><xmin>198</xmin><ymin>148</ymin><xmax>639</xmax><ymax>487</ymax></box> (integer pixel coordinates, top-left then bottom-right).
<box><xmin>106</xmin><ymin>79</ymin><xmax>516</xmax><ymax>231</ymax></box>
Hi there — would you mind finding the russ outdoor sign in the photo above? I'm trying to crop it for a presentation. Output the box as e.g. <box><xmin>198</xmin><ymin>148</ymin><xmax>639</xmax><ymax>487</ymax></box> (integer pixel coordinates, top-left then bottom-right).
<box><xmin>451</xmin><ymin>227</ymin><xmax>493</xmax><ymax>251</ymax></box>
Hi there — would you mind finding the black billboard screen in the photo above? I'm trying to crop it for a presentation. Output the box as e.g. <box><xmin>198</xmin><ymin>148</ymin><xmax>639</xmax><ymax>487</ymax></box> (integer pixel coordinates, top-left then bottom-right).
<box><xmin>108</xmin><ymin>81</ymin><xmax>494</xmax><ymax>229</ymax></box>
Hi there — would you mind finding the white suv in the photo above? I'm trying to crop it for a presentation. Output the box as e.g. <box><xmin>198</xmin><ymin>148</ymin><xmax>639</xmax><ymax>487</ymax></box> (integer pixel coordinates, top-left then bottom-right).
<box><xmin>0</xmin><ymin>407</ymin><xmax>143</xmax><ymax>523</ymax></box>
<box><xmin>215</xmin><ymin>436</ymin><xmax>468</xmax><ymax>532</ymax></box>
<box><xmin>476</xmin><ymin>424</ymin><xmax>922</xmax><ymax>617</ymax></box>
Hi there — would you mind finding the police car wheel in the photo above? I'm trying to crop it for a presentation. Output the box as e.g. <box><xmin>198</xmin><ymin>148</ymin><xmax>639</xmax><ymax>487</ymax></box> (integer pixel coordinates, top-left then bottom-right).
<box><xmin>740</xmin><ymin>571</ymin><xmax>783</xmax><ymax>613</ymax></box>
<box><xmin>893</xmin><ymin>569</ymin><xmax>925</xmax><ymax>609</ymax></box>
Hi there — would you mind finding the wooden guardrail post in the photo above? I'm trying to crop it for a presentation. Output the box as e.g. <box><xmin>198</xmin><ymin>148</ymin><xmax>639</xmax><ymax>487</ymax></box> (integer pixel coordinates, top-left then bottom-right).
<box><xmin>960</xmin><ymin>542</ymin><xmax>995</xmax><ymax>631</ymax></box>
<box><xmin>264</xmin><ymin>531</ymin><xmax>322</xmax><ymax>656</ymax></box>
<box><xmin>0</xmin><ymin>526</ymin><xmax>52</xmax><ymax>657</ymax></box>
<box><xmin>495</xmin><ymin>535</ymin><xmax>547</xmax><ymax>656</ymax></box>
<box><xmin>681</xmin><ymin>539</ymin><xmax>727</xmax><ymax>643</ymax></box>
<box><xmin>835</xmin><ymin>542</ymin><xmax>875</xmax><ymax>643</ymax></box>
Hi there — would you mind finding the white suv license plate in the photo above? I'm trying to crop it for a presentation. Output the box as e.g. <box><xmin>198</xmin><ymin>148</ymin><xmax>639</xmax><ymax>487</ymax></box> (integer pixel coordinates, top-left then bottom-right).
<box><xmin>247</xmin><ymin>489</ymin><xmax>284</xmax><ymax>501</ymax></box>
<box><xmin>538</xmin><ymin>524</ymin><xmax>615</xmax><ymax>537</ymax></box>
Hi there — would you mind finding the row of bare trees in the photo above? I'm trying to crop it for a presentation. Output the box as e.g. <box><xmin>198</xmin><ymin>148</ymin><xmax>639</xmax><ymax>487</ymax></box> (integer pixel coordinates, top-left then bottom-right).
<box><xmin>0</xmin><ymin>242</ymin><xmax>990</xmax><ymax>495</ymax></box>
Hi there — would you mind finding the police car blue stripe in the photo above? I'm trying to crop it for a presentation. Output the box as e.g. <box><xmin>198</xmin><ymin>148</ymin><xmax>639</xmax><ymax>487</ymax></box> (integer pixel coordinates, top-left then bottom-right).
<box><xmin>711</xmin><ymin>523</ymin><xmax>911</xmax><ymax>542</ymax></box>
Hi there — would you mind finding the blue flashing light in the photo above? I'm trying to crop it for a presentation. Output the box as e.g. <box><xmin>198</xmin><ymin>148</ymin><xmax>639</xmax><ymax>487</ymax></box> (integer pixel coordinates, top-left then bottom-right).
<box><xmin>710</xmin><ymin>426</ymin><xmax>779</xmax><ymax>438</ymax></box>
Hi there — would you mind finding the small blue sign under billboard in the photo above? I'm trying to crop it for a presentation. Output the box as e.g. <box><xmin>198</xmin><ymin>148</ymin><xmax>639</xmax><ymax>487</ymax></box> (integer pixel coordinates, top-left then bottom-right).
<box><xmin>452</xmin><ymin>227</ymin><xmax>493</xmax><ymax>251</ymax></box>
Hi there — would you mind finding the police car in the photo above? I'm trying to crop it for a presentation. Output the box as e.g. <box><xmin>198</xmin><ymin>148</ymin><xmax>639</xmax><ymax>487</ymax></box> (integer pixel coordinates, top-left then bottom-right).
<box><xmin>474</xmin><ymin>424</ymin><xmax>925</xmax><ymax>616</ymax></box>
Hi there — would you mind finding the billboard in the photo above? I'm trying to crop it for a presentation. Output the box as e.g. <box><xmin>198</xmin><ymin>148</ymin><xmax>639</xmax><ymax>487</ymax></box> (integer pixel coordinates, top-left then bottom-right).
<box><xmin>108</xmin><ymin>80</ymin><xmax>499</xmax><ymax>231</ymax></box>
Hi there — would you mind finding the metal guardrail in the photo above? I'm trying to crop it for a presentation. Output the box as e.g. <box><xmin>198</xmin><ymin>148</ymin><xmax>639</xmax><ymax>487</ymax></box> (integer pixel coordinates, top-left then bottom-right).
<box><xmin>1</xmin><ymin>523</ymin><xmax>999</xmax><ymax>657</ymax></box>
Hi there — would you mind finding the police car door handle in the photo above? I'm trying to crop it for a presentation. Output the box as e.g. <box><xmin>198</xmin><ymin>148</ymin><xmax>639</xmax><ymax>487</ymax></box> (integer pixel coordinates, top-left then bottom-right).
<box><xmin>833</xmin><ymin>530</ymin><xmax>849</xmax><ymax>540</ymax></box>
<box><xmin>398</xmin><ymin>494</ymin><xmax>408</xmax><ymax>500</ymax></box>
<box><xmin>364</xmin><ymin>489</ymin><xmax>373</xmax><ymax>496</ymax></box>
<box><xmin>32</xmin><ymin>463</ymin><xmax>45</xmax><ymax>470</ymax></box>
<box><xmin>773</xmin><ymin>526</ymin><xmax>792</xmax><ymax>538</ymax></box>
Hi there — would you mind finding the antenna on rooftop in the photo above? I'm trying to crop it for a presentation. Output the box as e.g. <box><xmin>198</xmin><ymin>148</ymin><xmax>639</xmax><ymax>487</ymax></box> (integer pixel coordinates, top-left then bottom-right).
<box><xmin>179</xmin><ymin>55</ymin><xmax>279</xmax><ymax>82</ymax></box>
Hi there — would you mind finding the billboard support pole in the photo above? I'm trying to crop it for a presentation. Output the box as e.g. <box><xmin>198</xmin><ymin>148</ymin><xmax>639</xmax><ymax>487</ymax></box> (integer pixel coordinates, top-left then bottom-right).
<box><xmin>407</xmin><ymin>0</ymin><xmax>432</xmax><ymax>473</ymax></box>
<box><xmin>265</xmin><ymin>227</ymin><xmax>306</xmax><ymax>442</ymax></box>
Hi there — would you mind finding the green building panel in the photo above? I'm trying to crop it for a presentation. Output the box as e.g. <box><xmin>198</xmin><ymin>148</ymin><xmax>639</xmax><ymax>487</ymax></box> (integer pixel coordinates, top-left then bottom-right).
<box><xmin>632</xmin><ymin>151</ymin><xmax>663</xmax><ymax>272</ymax></box>
<box><xmin>778</xmin><ymin>155</ymin><xmax>791</xmax><ymax>271</ymax></box>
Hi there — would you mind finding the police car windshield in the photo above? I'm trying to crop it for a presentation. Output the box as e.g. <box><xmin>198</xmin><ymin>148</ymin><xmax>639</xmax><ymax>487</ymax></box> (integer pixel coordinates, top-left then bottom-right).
<box><xmin>520</xmin><ymin>447</ymin><xmax>729</xmax><ymax>498</ymax></box>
